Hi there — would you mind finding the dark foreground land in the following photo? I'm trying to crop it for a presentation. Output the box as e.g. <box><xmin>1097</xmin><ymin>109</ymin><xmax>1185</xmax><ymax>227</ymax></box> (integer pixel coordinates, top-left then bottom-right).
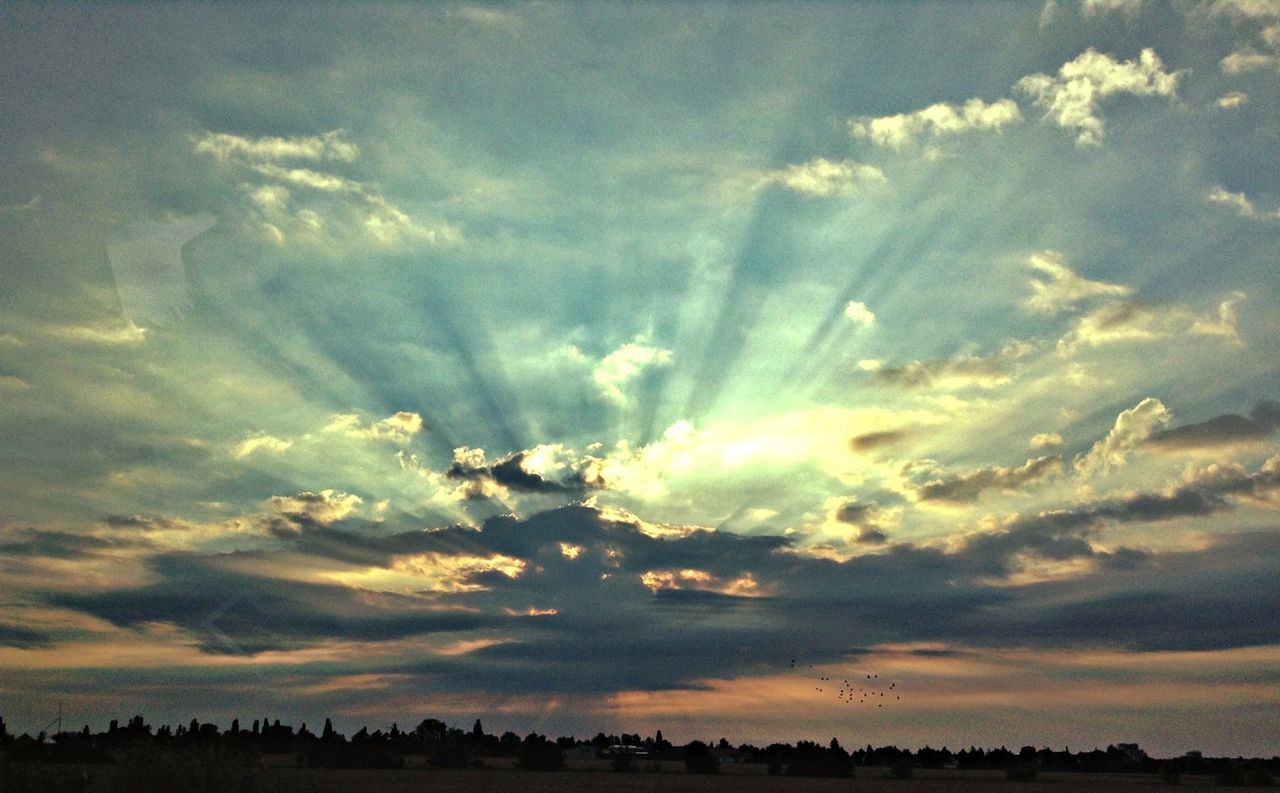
<box><xmin>0</xmin><ymin>762</ymin><xmax>1245</xmax><ymax>793</ymax></box>
<box><xmin>264</xmin><ymin>766</ymin><xmax>1233</xmax><ymax>793</ymax></box>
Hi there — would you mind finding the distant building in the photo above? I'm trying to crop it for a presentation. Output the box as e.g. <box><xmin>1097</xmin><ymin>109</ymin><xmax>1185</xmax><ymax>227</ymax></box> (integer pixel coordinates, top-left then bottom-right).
<box><xmin>563</xmin><ymin>744</ymin><xmax>598</xmax><ymax>760</ymax></box>
<box><xmin>712</xmin><ymin>746</ymin><xmax>744</xmax><ymax>764</ymax></box>
<box><xmin>1117</xmin><ymin>743</ymin><xmax>1146</xmax><ymax>763</ymax></box>
<box><xmin>1184</xmin><ymin>751</ymin><xmax>1203</xmax><ymax>760</ymax></box>
<box><xmin>600</xmin><ymin>744</ymin><xmax>649</xmax><ymax>757</ymax></box>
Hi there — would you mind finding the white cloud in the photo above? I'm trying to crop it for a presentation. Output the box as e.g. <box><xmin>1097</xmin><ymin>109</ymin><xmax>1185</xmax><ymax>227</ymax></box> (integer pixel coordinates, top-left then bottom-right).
<box><xmin>325</xmin><ymin>411</ymin><xmax>425</xmax><ymax>445</ymax></box>
<box><xmin>1015</xmin><ymin>48</ymin><xmax>1181</xmax><ymax>147</ymax></box>
<box><xmin>1189</xmin><ymin>291</ymin><xmax>1246</xmax><ymax>345</ymax></box>
<box><xmin>1057</xmin><ymin>301</ymin><xmax>1168</xmax><ymax>353</ymax></box>
<box><xmin>192</xmin><ymin>130</ymin><xmax>359</xmax><ymax>163</ymax></box>
<box><xmin>195</xmin><ymin>130</ymin><xmax>460</xmax><ymax>249</ymax></box>
<box><xmin>1030</xmin><ymin>432</ymin><xmax>1064</xmax><ymax>449</ymax></box>
<box><xmin>448</xmin><ymin>5</ymin><xmax>524</xmax><ymax>29</ymax></box>
<box><xmin>1024</xmin><ymin>250</ymin><xmax>1131</xmax><ymax>314</ymax></box>
<box><xmin>1205</xmin><ymin>0</ymin><xmax>1280</xmax><ymax>20</ymax></box>
<box><xmin>1074</xmin><ymin>397</ymin><xmax>1172</xmax><ymax>478</ymax></box>
<box><xmin>1039</xmin><ymin>0</ymin><xmax>1059</xmax><ymax>27</ymax></box>
<box><xmin>1215</xmin><ymin>90</ymin><xmax>1250</xmax><ymax>108</ymax></box>
<box><xmin>1057</xmin><ymin>288</ymin><xmax>1250</xmax><ymax>352</ymax></box>
<box><xmin>48</xmin><ymin>320</ymin><xmax>148</xmax><ymax>346</ymax></box>
<box><xmin>758</xmin><ymin>158</ymin><xmax>886</xmax><ymax>196</ymax></box>
<box><xmin>592</xmin><ymin>337</ymin><xmax>673</xmax><ymax>405</ymax></box>
<box><xmin>1221</xmin><ymin>47</ymin><xmax>1278</xmax><ymax>72</ymax></box>
<box><xmin>0</xmin><ymin>375</ymin><xmax>31</xmax><ymax>392</ymax></box>
<box><xmin>849</xmin><ymin>98</ymin><xmax>1022</xmax><ymax>149</ymax></box>
<box><xmin>249</xmin><ymin>162</ymin><xmax>363</xmax><ymax>193</ymax></box>
<box><xmin>844</xmin><ymin>300</ymin><xmax>877</xmax><ymax>328</ymax></box>
<box><xmin>233</xmin><ymin>433</ymin><xmax>293</xmax><ymax>459</ymax></box>
<box><xmin>1082</xmin><ymin>0</ymin><xmax>1143</xmax><ymax>16</ymax></box>
<box><xmin>1208</xmin><ymin>186</ymin><xmax>1280</xmax><ymax>220</ymax></box>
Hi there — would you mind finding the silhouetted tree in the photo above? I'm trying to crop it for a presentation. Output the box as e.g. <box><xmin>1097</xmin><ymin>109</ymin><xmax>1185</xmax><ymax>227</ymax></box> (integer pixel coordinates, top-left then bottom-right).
<box><xmin>0</xmin><ymin>715</ymin><xmax>10</xmax><ymax>743</ymax></box>
<box><xmin>414</xmin><ymin>718</ymin><xmax>446</xmax><ymax>745</ymax></box>
<box><xmin>787</xmin><ymin>739</ymin><xmax>853</xmax><ymax>778</ymax></box>
<box><xmin>517</xmin><ymin>733</ymin><xmax>563</xmax><ymax>771</ymax></box>
<box><xmin>684</xmin><ymin>740</ymin><xmax>719</xmax><ymax>775</ymax></box>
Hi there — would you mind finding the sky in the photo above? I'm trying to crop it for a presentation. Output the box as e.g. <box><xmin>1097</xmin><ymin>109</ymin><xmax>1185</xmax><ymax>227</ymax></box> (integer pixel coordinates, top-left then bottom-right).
<box><xmin>1</xmin><ymin>0</ymin><xmax>1279</xmax><ymax>758</ymax></box>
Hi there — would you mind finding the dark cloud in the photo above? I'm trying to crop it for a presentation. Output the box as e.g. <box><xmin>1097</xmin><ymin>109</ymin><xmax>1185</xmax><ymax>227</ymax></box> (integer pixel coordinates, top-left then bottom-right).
<box><xmin>0</xmin><ymin>623</ymin><xmax>51</xmax><ymax>648</ymax></box>
<box><xmin>835</xmin><ymin>500</ymin><xmax>889</xmax><ymax>544</ymax></box>
<box><xmin>1003</xmin><ymin>455</ymin><xmax>1280</xmax><ymax>539</ymax></box>
<box><xmin>850</xmin><ymin>429</ymin><xmax>909</xmax><ymax>452</ymax></box>
<box><xmin>912</xmin><ymin>455</ymin><xmax>1062</xmax><ymax>503</ymax></box>
<box><xmin>854</xmin><ymin>527</ymin><xmax>888</xmax><ymax>544</ymax></box>
<box><xmin>25</xmin><ymin>470</ymin><xmax>1280</xmax><ymax>694</ymax></box>
<box><xmin>0</xmin><ymin>528</ymin><xmax>137</xmax><ymax>559</ymax></box>
<box><xmin>48</xmin><ymin>551</ymin><xmax>496</xmax><ymax>655</ymax></box>
<box><xmin>446</xmin><ymin>450</ymin><xmax>585</xmax><ymax>494</ymax></box>
<box><xmin>870</xmin><ymin>348</ymin><xmax>1023</xmax><ymax>390</ymax></box>
<box><xmin>1149</xmin><ymin>400</ymin><xmax>1280</xmax><ymax>449</ymax></box>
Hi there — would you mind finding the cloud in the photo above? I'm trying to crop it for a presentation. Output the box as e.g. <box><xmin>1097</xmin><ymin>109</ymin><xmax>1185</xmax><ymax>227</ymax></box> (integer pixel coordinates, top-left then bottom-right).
<box><xmin>758</xmin><ymin>158</ymin><xmax>886</xmax><ymax>196</ymax></box>
<box><xmin>0</xmin><ymin>375</ymin><xmax>31</xmax><ymax>392</ymax></box>
<box><xmin>1209</xmin><ymin>186</ymin><xmax>1280</xmax><ymax>221</ymax></box>
<box><xmin>47</xmin><ymin>320</ymin><xmax>148</xmax><ymax>346</ymax></box>
<box><xmin>269</xmin><ymin>490</ymin><xmax>364</xmax><ymax>526</ymax></box>
<box><xmin>193</xmin><ymin>129</ymin><xmax>459</xmax><ymax>248</ymax></box>
<box><xmin>1015</xmin><ymin>48</ymin><xmax>1181</xmax><ymax>146</ymax></box>
<box><xmin>848</xmin><ymin>98</ymin><xmax>1021</xmax><ymax>149</ymax></box>
<box><xmin>1215</xmin><ymin>90</ymin><xmax>1250</xmax><ymax>108</ymax></box>
<box><xmin>843</xmin><ymin>301</ymin><xmax>876</xmax><ymax>328</ymax></box>
<box><xmin>1221</xmin><ymin>47</ymin><xmax>1278</xmax><ymax>72</ymax></box>
<box><xmin>1205</xmin><ymin>0</ymin><xmax>1280</xmax><ymax>20</ymax></box>
<box><xmin>1189</xmin><ymin>292</ymin><xmax>1245</xmax><ymax>344</ymax></box>
<box><xmin>1056</xmin><ymin>301</ymin><xmax>1165</xmax><ymax>352</ymax></box>
<box><xmin>1074</xmin><ymin>397</ymin><xmax>1171</xmax><ymax>478</ymax></box>
<box><xmin>1081</xmin><ymin>0</ymin><xmax>1143</xmax><ymax>16</ymax></box>
<box><xmin>834</xmin><ymin>500</ymin><xmax>891</xmax><ymax>544</ymax></box>
<box><xmin>850</xmin><ymin>429</ymin><xmax>910</xmax><ymax>452</ymax></box>
<box><xmin>592</xmin><ymin>337</ymin><xmax>673</xmax><ymax>405</ymax></box>
<box><xmin>911</xmin><ymin>456</ymin><xmax>1063</xmax><ymax>504</ymax></box>
<box><xmin>1030</xmin><ymin>433</ymin><xmax>1064</xmax><ymax>449</ymax></box>
<box><xmin>1148</xmin><ymin>400</ymin><xmax>1280</xmax><ymax>450</ymax></box>
<box><xmin>192</xmin><ymin>130</ymin><xmax>359</xmax><ymax>163</ymax></box>
<box><xmin>1004</xmin><ymin>454</ymin><xmax>1280</xmax><ymax>541</ymax></box>
<box><xmin>1057</xmin><ymin>291</ymin><xmax>1248</xmax><ymax>352</ymax></box>
<box><xmin>448</xmin><ymin>5</ymin><xmax>524</xmax><ymax>29</ymax></box>
<box><xmin>325</xmin><ymin>411</ymin><xmax>425</xmax><ymax>445</ymax></box>
<box><xmin>445</xmin><ymin>446</ymin><xmax>589</xmax><ymax>495</ymax></box>
<box><xmin>872</xmin><ymin>342</ymin><xmax>1036</xmax><ymax>391</ymax></box>
<box><xmin>1024</xmin><ymin>250</ymin><xmax>1131</xmax><ymax>314</ymax></box>
<box><xmin>233</xmin><ymin>433</ymin><xmax>293</xmax><ymax>459</ymax></box>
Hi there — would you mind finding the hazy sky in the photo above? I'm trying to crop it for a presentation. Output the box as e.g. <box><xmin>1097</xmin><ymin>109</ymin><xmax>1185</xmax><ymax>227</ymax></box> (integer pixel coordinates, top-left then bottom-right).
<box><xmin>2</xmin><ymin>1</ymin><xmax>1279</xmax><ymax>756</ymax></box>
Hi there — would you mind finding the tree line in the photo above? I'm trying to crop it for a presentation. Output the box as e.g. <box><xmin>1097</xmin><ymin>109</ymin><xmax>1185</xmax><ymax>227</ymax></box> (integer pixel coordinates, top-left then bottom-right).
<box><xmin>2</xmin><ymin>712</ymin><xmax>1277</xmax><ymax>783</ymax></box>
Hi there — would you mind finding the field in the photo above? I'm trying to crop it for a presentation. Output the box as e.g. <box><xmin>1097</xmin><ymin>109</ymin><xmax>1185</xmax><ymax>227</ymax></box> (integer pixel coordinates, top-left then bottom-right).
<box><xmin>2</xmin><ymin>759</ymin><xmax>1232</xmax><ymax>793</ymax></box>
<box><xmin>257</xmin><ymin>766</ymin><xmax>1224</xmax><ymax>793</ymax></box>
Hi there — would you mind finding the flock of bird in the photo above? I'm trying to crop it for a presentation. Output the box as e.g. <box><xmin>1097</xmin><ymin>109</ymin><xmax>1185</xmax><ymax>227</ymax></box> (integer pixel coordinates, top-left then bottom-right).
<box><xmin>790</xmin><ymin>659</ymin><xmax>901</xmax><ymax>708</ymax></box>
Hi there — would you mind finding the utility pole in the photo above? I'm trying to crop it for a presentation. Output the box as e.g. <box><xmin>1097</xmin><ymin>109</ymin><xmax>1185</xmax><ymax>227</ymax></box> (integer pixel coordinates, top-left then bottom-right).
<box><xmin>42</xmin><ymin>700</ymin><xmax>62</xmax><ymax>737</ymax></box>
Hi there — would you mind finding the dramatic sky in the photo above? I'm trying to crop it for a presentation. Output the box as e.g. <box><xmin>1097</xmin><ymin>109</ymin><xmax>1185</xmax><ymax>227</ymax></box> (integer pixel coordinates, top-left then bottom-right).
<box><xmin>2</xmin><ymin>1</ymin><xmax>1279</xmax><ymax>756</ymax></box>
